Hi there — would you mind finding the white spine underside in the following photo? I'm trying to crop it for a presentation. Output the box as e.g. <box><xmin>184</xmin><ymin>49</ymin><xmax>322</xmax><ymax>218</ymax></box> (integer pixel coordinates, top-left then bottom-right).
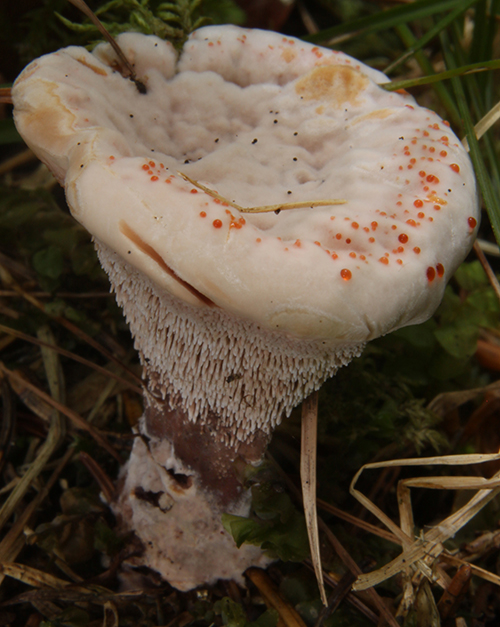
<box><xmin>95</xmin><ymin>240</ymin><xmax>363</xmax><ymax>444</ymax></box>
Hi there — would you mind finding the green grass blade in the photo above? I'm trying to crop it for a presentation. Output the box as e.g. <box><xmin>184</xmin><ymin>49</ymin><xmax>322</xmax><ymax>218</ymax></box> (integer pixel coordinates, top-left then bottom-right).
<box><xmin>382</xmin><ymin>59</ymin><xmax>500</xmax><ymax>92</ymax></box>
<box><xmin>441</xmin><ymin>34</ymin><xmax>500</xmax><ymax>244</ymax></box>
<box><xmin>448</xmin><ymin>20</ymin><xmax>500</xmax><ymax>204</ymax></box>
<box><xmin>391</xmin><ymin>23</ymin><xmax>461</xmax><ymax>127</ymax></box>
<box><xmin>468</xmin><ymin>0</ymin><xmax>500</xmax><ymax>108</ymax></box>
<box><xmin>305</xmin><ymin>0</ymin><xmax>469</xmax><ymax>44</ymax></box>
<box><xmin>384</xmin><ymin>0</ymin><xmax>480</xmax><ymax>75</ymax></box>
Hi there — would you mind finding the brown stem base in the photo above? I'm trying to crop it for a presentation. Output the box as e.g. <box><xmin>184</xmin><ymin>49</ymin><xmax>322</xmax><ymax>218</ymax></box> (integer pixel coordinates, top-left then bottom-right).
<box><xmin>144</xmin><ymin>393</ymin><xmax>271</xmax><ymax>508</ymax></box>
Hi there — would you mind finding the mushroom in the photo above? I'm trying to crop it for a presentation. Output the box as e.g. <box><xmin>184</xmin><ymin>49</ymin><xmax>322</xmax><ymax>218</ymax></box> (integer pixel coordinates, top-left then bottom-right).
<box><xmin>12</xmin><ymin>25</ymin><xmax>479</xmax><ymax>591</ymax></box>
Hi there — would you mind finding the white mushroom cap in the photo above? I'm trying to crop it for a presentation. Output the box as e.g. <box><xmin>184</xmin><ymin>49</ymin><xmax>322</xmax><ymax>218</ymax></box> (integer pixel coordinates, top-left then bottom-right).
<box><xmin>13</xmin><ymin>25</ymin><xmax>480</xmax><ymax>347</ymax></box>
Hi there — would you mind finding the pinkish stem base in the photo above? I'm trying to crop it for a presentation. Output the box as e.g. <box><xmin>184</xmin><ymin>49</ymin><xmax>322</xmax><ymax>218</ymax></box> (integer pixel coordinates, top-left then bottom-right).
<box><xmin>112</xmin><ymin>394</ymin><xmax>272</xmax><ymax>590</ymax></box>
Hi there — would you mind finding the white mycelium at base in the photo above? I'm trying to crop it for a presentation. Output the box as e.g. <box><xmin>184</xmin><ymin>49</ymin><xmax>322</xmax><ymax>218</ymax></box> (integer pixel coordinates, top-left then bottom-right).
<box><xmin>114</xmin><ymin>429</ymin><xmax>270</xmax><ymax>591</ymax></box>
<box><xmin>96</xmin><ymin>241</ymin><xmax>364</xmax><ymax>445</ymax></box>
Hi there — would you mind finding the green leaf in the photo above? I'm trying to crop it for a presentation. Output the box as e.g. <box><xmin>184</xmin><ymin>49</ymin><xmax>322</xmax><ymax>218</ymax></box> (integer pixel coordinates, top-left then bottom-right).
<box><xmin>221</xmin><ymin>513</ymin><xmax>258</xmax><ymax>548</ymax></box>
<box><xmin>454</xmin><ymin>260</ymin><xmax>489</xmax><ymax>291</ymax></box>
<box><xmin>214</xmin><ymin>598</ymin><xmax>278</xmax><ymax>627</ymax></box>
<box><xmin>428</xmin><ymin>351</ymin><xmax>470</xmax><ymax>380</ymax></box>
<box><xmin>222</xmin><ymin>484</ymin><xmax>310</xmax><ymax>561</ymax></box>
<box><xmin>251</xmin><ymin>610</ymin><xmax>279</xmax><ymax>627</ymax></box>
<box><xmin>32</xmin><ymin>245</ymin><xmax>64</xmax><ymax>279</ymax></box>
<box><xmin>392</xmin><ymin>320</ymin><xmax>437</xmax><ymax>351</ymax></box>
<box><xmin>93</xmin><ymin>519</ymin><xmax>124</xmax><ymax>556</ymax></box>
<box><xmin>434</xmin><ymin>323</ymin><xmax>479</xmax><ymax>359</ymax></box>
<box><xmin>252</xmin><ymin>484</ymin><xmax>295</xmax><ymax>523</ymax></box>
<box><xmin>199</xmin><ymin>0</ymin><xmax>246</xmax><ymax>25</ymax></box>
<box><xmin>435</xmin><ymin>287</ymin><xmax>461</xmax><ymax>325</ymax></box>
<box><xmin>43</xmin><ymin>227</ymin><xmax>82</xmax><ymax>252</ymax></box>
<box><xmin>260</xmin><ymin>510</ymin><xmax>310</xmax><ymax>562</ymax></box>
<box><xmin>71</xmin><ymin>243</ymin><xmax>99</xmax><ymax>276</ymax></box>
<box><xmin>214</xmin><ymin>598</ymin><xmax>247</xmax><ymax>627</ymax></box>
<box><xmin>0</xmin><ymin>199</ymin><xmax>43</xmax><ymax>230</ymax></box>
<box><xmin>466</xmin><ymin>288</ymin><xmax>500</xmax><ymax>316</ymax></box>
<box><xmin>295</xmin><ymin>600</ymin><xmax>324</xmax><ymax>626</ymax></box>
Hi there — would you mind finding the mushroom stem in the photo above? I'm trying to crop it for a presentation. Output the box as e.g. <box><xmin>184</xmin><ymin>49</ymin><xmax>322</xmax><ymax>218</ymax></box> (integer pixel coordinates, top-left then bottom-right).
<box><xmin>143</xmin><ymin>392</ymin><xmax>271</xmax><ymax>508</ymax></box>
<box><xmin>97</xmin><ymin>241</ymin><xmax>362</xmax><ymax>589</ymax></box>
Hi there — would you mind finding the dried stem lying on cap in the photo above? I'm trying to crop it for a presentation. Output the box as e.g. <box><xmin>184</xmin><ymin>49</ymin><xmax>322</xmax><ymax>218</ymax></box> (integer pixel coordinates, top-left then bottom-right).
<box><xmin>178</xmin><ymin>171</ymin><xmax>347</xmax><ymax>213</ymax></box>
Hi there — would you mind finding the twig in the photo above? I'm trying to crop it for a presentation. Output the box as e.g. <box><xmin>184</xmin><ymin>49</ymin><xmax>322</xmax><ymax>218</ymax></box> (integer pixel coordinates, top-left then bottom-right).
<box><xmin>66</xmin><ymin>0</ymin><xmax>144</xmax><ymax>93</ymax></box>
<box><xmin>314</xmin><ymin>570</ymin><xmax>357</xmax><ymax>627</ymax></box>
<box><xmin>0</xmin><ymin>87</ymin><xmax>12</xmax><ymax>105</ymax></box>
<box><xmin>0</xmin><ymin>149</ymin><xmax>36</xmax><ymax>176</ymax></box>
<box><xmin>0</xmin><ymin>379</ymin><xmax>15</xmax><ymax>476</ymax></box>
<box><xmin>246</xmin><ymin>568</ymin><xmax>308</xmax><ymax>627</ymax></box>
<box><xmin>318</xmin><ymin>522</ymin><xmax>400</xmax><ymax>627</ymax></box>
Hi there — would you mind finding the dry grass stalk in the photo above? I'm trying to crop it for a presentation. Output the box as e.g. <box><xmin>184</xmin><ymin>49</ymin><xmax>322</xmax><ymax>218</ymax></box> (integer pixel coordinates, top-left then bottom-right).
<box><xmin>317</xmin><ymin>498</ymin><xmax>398</xmax><ymax>544</ymax></box>
<box><xmin>178</xmin><ymin>172</ymin><xmax>347</xmax><ymax>213</ymax></box>
<box><xmin>0</xmin><ymin>260</ymin><xmax>142</xmax><ymax>387</ymax></box>
<box><xmin>0</xmin><ymin>323</ymin><xmax>142</xmax><ymax>395</ymax></box>
<box><xmin>0</xmin><ymin>448</ymin><xmax>73</xmax><ymax>586</ymax></box>
<box><xmin>0</xmin><ymin>562</ymin><xmax>72</xmax><ymax>589</ymax></box>
<box><xmin>300</xmin><ymin>391</ymin><xmax>327</xmax><ymax>606</ymax></box>
<box><xmin>0</xmin><ymin>327</ymin><xmax>66</xmax><ymax>532</ymax></box>
<box><xmin>473</xmin><ymin>240</ymin><xmax>500</xmax><ymax>303</ymax></box>
<box><xmin>318</xmin><ymin>522</ymin><xmax>400</xmax><ymax>627</ymax></box>
<box><xmin>350</xmin><ymin>451</ymin><xmax>500</xmax><ymax>591</ymax></box>
<box><xmin>0</xmin><ymin>362</ymin><xmax>121</xmax><ymax>461</ymax></box>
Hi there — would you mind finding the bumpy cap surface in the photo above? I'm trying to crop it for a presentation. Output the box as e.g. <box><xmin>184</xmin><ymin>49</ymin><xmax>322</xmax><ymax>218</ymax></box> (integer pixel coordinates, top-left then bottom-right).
<box><xmin>13</xmin><ymin>25</ymin><xmax>479</xmax><ymax>344</ymax></box>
